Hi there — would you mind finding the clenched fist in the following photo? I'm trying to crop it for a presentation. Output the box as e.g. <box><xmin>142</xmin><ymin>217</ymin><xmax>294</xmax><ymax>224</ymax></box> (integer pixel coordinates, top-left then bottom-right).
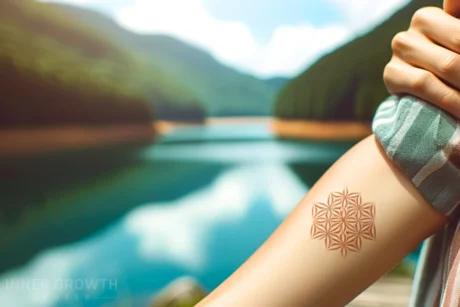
<box><xmin>384</xmin><ymin>1</ymin><xmax>460</xmax><ymax>118</ymax></box>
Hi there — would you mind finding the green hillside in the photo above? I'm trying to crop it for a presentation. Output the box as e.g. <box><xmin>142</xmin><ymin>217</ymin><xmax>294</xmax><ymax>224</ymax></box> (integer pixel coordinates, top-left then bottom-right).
<box><xmin>0</xmin><ymin>0</ymin><xmax>205</xmax><ymax>127</ymax></box>
<box><xmin>275</xmin><ymin>0</ymin><xmax>443</xmax><ymax>121</ymax></box>
<box><xmin>53</xmin><ymin>4</ymin><xmax>287</xmax><ymax>117</ymax></box>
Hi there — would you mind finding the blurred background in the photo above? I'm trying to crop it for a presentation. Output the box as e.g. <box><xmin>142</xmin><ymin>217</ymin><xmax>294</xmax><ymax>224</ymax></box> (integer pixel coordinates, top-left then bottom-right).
<box><xmin>0</xmin><ymin>0</ymin><xmax>442</xmax><ymax>306</ymax></box>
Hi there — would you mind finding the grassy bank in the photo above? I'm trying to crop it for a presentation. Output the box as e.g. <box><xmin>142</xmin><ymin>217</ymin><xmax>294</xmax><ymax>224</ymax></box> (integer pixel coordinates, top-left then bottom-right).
<box><xmin>0</xmin><ymin>124</ymin><xmax>155</xmax><ymax>156</ymax></box>
<box><xmin>271</xmin><ymin>119</ymin><xmax>372</xmax><ymax>141</ymax></box>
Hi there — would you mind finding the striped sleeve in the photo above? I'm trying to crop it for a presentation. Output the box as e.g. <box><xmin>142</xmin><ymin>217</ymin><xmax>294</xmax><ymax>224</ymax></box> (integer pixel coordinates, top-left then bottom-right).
<box><xmin>372</xmin><ymin>95</ymin><xmax>460</xmax><ymax>216</ymax></box>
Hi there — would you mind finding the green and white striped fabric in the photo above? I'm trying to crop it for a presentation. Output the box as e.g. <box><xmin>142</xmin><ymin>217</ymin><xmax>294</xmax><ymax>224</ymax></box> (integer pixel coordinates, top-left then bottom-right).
<box><xmin>373</xmin><ymin>95</ymin><xmax>460</xmax><ymax>215</ymax></box>
<box><xmin>372</xmin><ymin>95</ymin><xmax>460</xmax><ymax>307</ymax></box>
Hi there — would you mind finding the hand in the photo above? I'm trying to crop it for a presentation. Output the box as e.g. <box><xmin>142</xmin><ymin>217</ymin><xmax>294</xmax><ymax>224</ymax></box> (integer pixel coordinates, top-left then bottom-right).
<box><xmin>383</xmin><ymin>1</ymin><xmax>460</xmax><ymax>118</ymax></box>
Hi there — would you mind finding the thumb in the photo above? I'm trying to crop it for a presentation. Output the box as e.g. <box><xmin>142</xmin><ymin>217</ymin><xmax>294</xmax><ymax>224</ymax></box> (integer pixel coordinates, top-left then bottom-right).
<box><xmin>444</xmin><ymin>0</ymin><xmax>460</xmax><ymax>17</ymax></box>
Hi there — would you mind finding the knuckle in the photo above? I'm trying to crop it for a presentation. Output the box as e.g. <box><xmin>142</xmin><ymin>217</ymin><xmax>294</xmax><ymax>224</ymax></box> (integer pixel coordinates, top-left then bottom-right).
<box><xmin>391</xmin><ymin>32</ymin><xmax>410</xmax><ymax>52</ymax></box>
<box><xmin>411</xmin><ymin>7</ymin><xmax>439</xmax><ymax>27</ymax></box>
<box><xmin>411</xmin><ymin>71</ymin><xmax>432</xmax><ymax>91</ymax></box>
<box><xmin>440</xmin><ymin>89</ymin><xmax>457</xmax><ymax>108</ymax></box>
<box><xmin>383</xmin><ymin>63</ymin><xmax>397</xmax><ymax>86</ymax></box>
<box><xmin>383</xmin><ymin>65</ymin><xmax>391</xmax><ymax>85</ymax></box>
<box><xmin>439</xmin><ymin>54</ymin><xmax>460</xmax><ymax>75</ymax></box>
<box><xmin>452</xmin><ymin>35</ymin><xmax>460</xmax><ymax>51</ymax></box>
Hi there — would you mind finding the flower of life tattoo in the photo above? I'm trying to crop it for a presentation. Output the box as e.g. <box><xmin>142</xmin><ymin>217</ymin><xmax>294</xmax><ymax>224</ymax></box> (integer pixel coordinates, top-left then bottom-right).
<box><xmin>310</xmin><ymin>188</ymin><xmax>376</xmax><ymax>257</ymax></box>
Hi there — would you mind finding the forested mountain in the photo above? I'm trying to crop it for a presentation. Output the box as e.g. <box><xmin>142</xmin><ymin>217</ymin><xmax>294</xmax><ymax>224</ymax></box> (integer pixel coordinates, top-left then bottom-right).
<box><xmin>275</xmin><ymin>0</ymin><xmax>443</xmax><ymax>121</ymax></box>
<box><xmin>0</xmin><ymin>0</ymin><xmax>205</xmax><ymax>127</ymax></box>
<box><xmin>53</xmin><ymin>4</ymin><xmax>287</xmax><ymax>116</ymax></box>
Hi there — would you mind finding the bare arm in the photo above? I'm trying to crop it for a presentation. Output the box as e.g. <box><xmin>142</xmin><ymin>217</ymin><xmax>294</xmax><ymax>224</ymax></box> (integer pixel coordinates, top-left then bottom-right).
<box><xmin>197</xmin><ymin>136</ymin><xmax>447</xmax><ymax>307</ymax></box>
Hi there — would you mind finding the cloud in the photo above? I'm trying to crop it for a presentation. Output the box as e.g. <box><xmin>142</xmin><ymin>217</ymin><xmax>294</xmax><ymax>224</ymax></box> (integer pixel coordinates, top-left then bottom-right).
<box><xmin>115</xmin><ymin>0</ymin><xmax>351</xmax><ymax>77</ymax></box>
<box><xmin>43</xmin><ymin>0</ymin><xmax>410</xmax><ymax>77</ymax></box>
<box><xmin>113</xmin><ymin>0</ymin><xmax>410</xmax><ymax>77</ymax></box>
<box><xmin>242</xmin><ymin>24</ymin><xmax>350</xmax><ymax>77</ymax></box>
<box><xmin>115</xmin><ymin>0</ymin><xmax>259</xmax><ymax>65</ymax></box>
<box><xmin>329</xmin><ymin>0</ymin><xmax>411</xmax><ymax>33</ymax></box>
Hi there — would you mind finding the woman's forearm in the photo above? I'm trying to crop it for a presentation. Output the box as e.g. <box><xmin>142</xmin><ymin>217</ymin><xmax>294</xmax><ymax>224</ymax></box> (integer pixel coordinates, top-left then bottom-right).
<box><xmin>197</xmin><ymin>135</ymin><xmax>447</xmax><ymax>307</ymax></box>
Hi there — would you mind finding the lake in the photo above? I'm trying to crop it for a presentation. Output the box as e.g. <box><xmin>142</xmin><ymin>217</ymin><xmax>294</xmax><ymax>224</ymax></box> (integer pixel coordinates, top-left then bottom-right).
<box><xmin>0</xmin><ymin>122</ymin><xmax>355</xmax><ymax>306</ymax></box>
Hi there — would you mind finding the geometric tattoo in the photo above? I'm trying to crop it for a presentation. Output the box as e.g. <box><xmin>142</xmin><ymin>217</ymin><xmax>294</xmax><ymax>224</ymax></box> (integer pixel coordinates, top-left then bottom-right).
<box><xmin>310</xmin><ymin>188</ymin><xmax>376</xmax><ymax>257</ymax></box>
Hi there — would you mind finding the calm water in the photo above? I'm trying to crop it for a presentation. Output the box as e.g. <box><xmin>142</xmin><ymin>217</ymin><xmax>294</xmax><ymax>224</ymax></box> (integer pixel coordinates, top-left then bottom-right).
<box><xmin>0</xmin><ymin>123</ymin><xmax>354</xmax><ymax>307</ymax></box>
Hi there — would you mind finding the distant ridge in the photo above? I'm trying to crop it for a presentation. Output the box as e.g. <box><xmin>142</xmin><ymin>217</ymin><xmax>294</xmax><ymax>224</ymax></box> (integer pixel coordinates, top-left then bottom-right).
<box><xmin>275</xmin><ymin>0</ymin><xmax>442</xmax><ymax>121</ymax></box>
<box><xmin>55</xmin><ymin>3</ymin><xmax>289</xmax><ymax>117</ymax></box>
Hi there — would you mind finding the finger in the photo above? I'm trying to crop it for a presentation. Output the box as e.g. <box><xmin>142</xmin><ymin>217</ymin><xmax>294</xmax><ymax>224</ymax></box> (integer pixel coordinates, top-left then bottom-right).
<box><xmin>392</xmin><ymin>31</ymin><xmax>460</xmax><ymax>90</ymax></box>
<box><xmin>444</xmin><ymin>0</ymin><xmax>460</xmax><ymax>17</ymax></box>
<box><xmin>384</xmin><ymin>57</ymin><xmax>460</xmax><ymax>118</ymax></box>
<box><xmin>411</xmin><ymin>7</ymin><xmax>460</xmax><ymax>54</ymax></box>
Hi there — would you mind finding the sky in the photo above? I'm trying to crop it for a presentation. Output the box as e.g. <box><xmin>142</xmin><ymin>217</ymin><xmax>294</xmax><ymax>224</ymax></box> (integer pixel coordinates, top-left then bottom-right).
<box><xmin>42</xmin><ymin>0</ymin><xmax>410</xmax><ymax>77</ymax></box>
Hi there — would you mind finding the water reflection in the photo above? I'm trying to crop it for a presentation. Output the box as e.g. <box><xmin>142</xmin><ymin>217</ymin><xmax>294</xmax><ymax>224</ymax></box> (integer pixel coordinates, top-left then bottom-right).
<box><xmin>1</xmin><ymin>164</ymin><xmax>311</xmax><ymax>306</ymax></box>
<box><xmin>0</xmin><ymin>124</ymin><xmax>353</xmax><ymax>306</ymax></box>
<box><xmin>0</xmin><ymin>151</ymin><xmax>228</xmax><ymax>273</ymax></box>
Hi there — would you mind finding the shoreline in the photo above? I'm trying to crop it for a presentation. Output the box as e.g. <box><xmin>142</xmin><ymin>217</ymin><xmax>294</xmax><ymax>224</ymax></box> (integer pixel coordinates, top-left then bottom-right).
<box><xmin>156</xmin><ymin>117</ymin><xmax>372</xmax><ymax>141</ymax></box>
<box><xmin>0</xmin><ymin>124</ymin><xmax>155</xmax><ymax>156</ymax></box>
<box><xmin>271</xmin><ymin>119</ymin><xmax>372</xmax><ymax>141</ymax></box>
<box><xmin>0</xmin><ymin>118</ymin><xmax>371</xmax><ymax>156</ymax></box>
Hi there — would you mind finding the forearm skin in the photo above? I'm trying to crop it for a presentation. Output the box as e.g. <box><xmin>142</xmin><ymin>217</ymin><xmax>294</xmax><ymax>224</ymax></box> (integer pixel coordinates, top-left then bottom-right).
<box><xmin>197</xmin><ymin>135</ymin><xmax>446</xmax><ymax>307</ymax></box>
